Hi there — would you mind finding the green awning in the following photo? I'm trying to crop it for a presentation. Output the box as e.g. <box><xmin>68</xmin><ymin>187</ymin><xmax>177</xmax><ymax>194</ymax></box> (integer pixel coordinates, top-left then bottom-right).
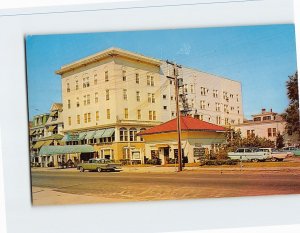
<box><xmin>43</xmin><ymin>140</ymin><xmax>53</xmax><ymax>146</ymax></box>
<box><xmin>33</xmin><ymin>141</ymin><xmax>45</xmax><ymax>149</ymax></box>
<box><xmin>49</xmin><ymin>111</ymin><xmax>58</xmax><ymax>117</ymax></box>
<box><xmin>47</xmin><ymin>125</ymin><xmax>57</xmax><ymax>132</ymax></box>
<box><xmin>85</xmin><ymin>131</ymin><xmax>96</xmax><ymax>140</ymax></box>
<box><xmin>39</xmin><ymin>145</ymin><xmax>94</xmax><ymax>156</ymax></box>
<box><xmin>102</xmin><ymin>128</ymin><xmax>115</xmax><ymax>138</ymax></box>
<box><xmin>78</xmin><ymin>132</ymin><xmax>87</xmax><ymax>140</ymax></box>
<box><xmin>30</xmin><ymin>130</ymin><xmax>36</xmax><ymax>136</ymax></box>
<box><xmin>94</xmin><ymin>129</ymin><xmax>105</xmax><ymax>139</ymax></box>
<box><xmin>62</xmin><ymin>134</ymin><xmax>69</xmax><ymax>141</ymax></box>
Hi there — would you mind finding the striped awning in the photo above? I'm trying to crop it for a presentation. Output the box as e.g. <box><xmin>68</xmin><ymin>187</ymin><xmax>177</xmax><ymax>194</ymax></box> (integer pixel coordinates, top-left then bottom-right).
<box><xmin>85</xmin><ymin>131</ymin><xmax>96</xmax><ymax>140</ymax></box>
<box><xmin>47</xmin><ymin>125</ymin><xmax>57</xmax><ymax>132</ymax></box>
<box><xmin>78</xmin><ymin>132</ymin><xmax>87</xmax><ymax>140</ymax></box>
<box><xmin>39</xmin><ymin>145</ymin><xmax>94</xmax><ymax>156</ymax></box>
<box><xmin>102</xmin><ymin>128</ymin><xmax>115</xmax><ymax>138</ymax></box>
<box><xmin>30</xmin><ymin>130</ymin><xmax>36</xmax><ymax>136</ymax></box>
<box><xmin>94</xmin><ymin>129</ymin><xmax>106</xmax><ymax>139</ymax></box>
<box><xmin>49</xmin><ymin>111</ymin><xmax>58</xmax><ymax>117</ymax></box>
<box><xmin>33</xmin><ymin>141</ymin><xmax>45</xmax><ymax>149</ymax></box>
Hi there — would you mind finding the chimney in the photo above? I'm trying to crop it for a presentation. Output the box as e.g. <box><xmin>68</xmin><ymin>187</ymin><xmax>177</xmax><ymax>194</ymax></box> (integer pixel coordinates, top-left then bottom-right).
<box><xmin>262</xmin><ymin>108</ymin><xmax>266</xmax><ymax>113</ymax></box>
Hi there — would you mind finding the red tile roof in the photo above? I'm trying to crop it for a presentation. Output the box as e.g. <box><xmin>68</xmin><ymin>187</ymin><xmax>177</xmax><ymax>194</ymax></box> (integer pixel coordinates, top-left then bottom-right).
<box><xmin>139</xmin><ymin>116</ymin><xmax>226</xmax><ymax>136</ymax></box>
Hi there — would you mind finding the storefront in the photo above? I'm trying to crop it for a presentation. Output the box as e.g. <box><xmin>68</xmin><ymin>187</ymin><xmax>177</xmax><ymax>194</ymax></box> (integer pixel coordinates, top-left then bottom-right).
<box><xmin>138</xmin><ymin>116</ymin><xmax>226</xmax><ymax>164</ymax></box>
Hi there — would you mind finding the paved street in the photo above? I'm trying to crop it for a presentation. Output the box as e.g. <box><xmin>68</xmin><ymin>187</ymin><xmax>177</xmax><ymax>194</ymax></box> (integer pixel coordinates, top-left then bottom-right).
<box><xmin>31</xmin><ymin>168</ymin><xmax>300</xmax><ymax>205</ymax></box>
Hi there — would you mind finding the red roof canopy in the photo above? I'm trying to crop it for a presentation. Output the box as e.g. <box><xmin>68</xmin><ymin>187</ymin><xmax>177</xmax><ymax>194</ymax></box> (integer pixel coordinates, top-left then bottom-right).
<box><xmin>139</xmin><ymin>116</ymin><xmax>226</xmax><ymax>136</ymax></box>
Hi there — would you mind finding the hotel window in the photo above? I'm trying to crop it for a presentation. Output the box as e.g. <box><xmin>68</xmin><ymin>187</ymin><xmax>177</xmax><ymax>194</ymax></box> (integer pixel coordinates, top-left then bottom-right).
<box><xmin>207</xmin><ymin>102</ymin><xmax>210</xmax><ymax>108</ymax></box>
<box><xmin>123</xmin><ymin>89</ymin><xmax>127</xmax><ymax>100</ymax></box>
<box><xmin>139</xmin><ymin>128</ymin><xmax>146</xmax><ymax>141</ymax></box>
<box><xmin>94</xmin><ymin>74</ymin><xmax>98</xmax><ymax>85</ymax></box>
<box><xmin>68</xmin><ymin>117</ymin><xmax>71</xmax><ymax>126</ymax></box>
<box><xmin>67</xmin><ymin>99</ymin><xmax>71</xmax><ymax>109</ymax></box>
<box><xmin>137</xmin><ymin>109</ymin><xmax>141</xmax><ymax>120</ymax></box>
<box><xmin>124</xmin><ymin>108</ymin><xmax>128</xmax><ymax>119</ymax></box>
<box><xmin>273</xmin><ymin>128</ymin><xmax>277</xmax><ymax>137</ymax></box>
<box><xmin>147</xmin><ymin>75</ymin><xmax>150</xmax><ymax>85</ymax></box>
<box><xmin>171</xmin><ymin>96</ymin><xmax>174</xmax><ymax>101</ymax></box>
<box><xmin>153</xmin><ymin>111</ymin><xmax>156</xmax><ymax>120</ymax></box>
<box><xmin>87</xmin><ymin>94</ymin><xmax>90</xmax><ymax>105</ymax></box>
<box><xmin>86</xmin><ymin>77</ymin><xmax>90</xmax><ymax>87</ymax></box>
<box><xmin>200</xmin><ymin>115</ymin><xmax>204</xmax><ymax>121</ymax></box>
<box><xmin>107</xmin><ymin>109</ymin><xmax>110</xmax><ymax>119</ymax></box>
<box><xmin>148</xmin><ymin>93</ymin><xmax>151</xmax><ymax>103</ymax></box>
<box><xmin>215</xmin><ymin>103</ymin><xmax>221</xmax><ymax>112</ymax></box>
<box><xmin>120</xmin><ymin>127</ymin><xmax>128</xmax><ymax>141</ymax></box>
<box><xmin>75</xmin><ymin>80</ymin><xmax>78</xmax><ymax>90</ymax></box>
<box><xmin>122</xmin><ymin>70</ymin><xmax>126</xmax><ymax>81</ymax></box>
<box><xmin>224</xmin><ymin>104</ymin><xmax>228</xmax><ymax>113</ymax></box>
<box><xmin>84</xmin><ymin>113</ymin><xmax>87</xmax><ymax>123</ymax></box>
<box><xmin>135</xmin><ymin>73</ymin><xmax>139</xmax><ymax>84</ymax></box>
<box><xmin>190</xmin><ymin>84</ymin><xmax>194</xmax><ymax>94</ymax></box>
<box><xmin>150</xmin><ymin>76</ymin><xmax>154</xmax><ymax>86</ymax></box>
<box><xmin>231</xmin><ymin>119</ymin><xmax>235</xmax><ymax>125</ymax></box>
<box><xmin>163</xmin><ymin>94</ymin><xmax>167</xmax><ymax>99</ymax></box>
<box><xmin>163</xmin><ymin>106</ymin><xmax>167</xmax><ymax>110</ymax></box>
<box><xmin>172</xmin><ymin>111</ymin><xmax>175</xmax><ymax>117</ymax></box>
<box><xmin>129</xmin><ymin>128</ymin><xmax>137</xmax><ymax>142</ymax></box>
<box><xmin>151</xmin><ymin>93</ymin><xmax>155</xmax><ymax>103</ymax></box>
<box><xmin>236</xmin><ymin>94</ymin><xmax>239</xmax><ymax>102</ymax></box>
<box><xmin>106</xmin><ymin>89</ymin><xmax>109</xmax><ymax>100</ymax></box>
<box><xmin>267</xmin><ymin>128</ymin><xmax>272</xmax><ymax>137</ymax></box>
<box><xmin>200</xmin><ymin>87</ymin><xmax>207</xmax><ymax>96</ymax></box>
<box><xmin>213</xmin><ymin>90</ymin><xmax>218</xmax><ymax>98</ymax></box>
<box><xmin>83</xmin><ymin>78</ymin><xmax>86</xmax><ymax>88</ymax></box>
<box><xmin>95</xmin><ymin>92</ymin><xmax>98</xmax><ymax>103</ymax></box>
<box><xmin>96</xmin><ymin>111</ymin><xmax>99</xmax><ymax>121</ymax></box>
<box><xmin>200</xmin><ymin>100</ymin><xmax>206</xmax><ymax>110</ymax></box>
<box><xmin>77</xmin><ymin>115</ymin><xmax>80</xmax><ymax>124</ymax></box>
<box><xmin>216</xmin><ymin>116</ymin><xmax>221</xmax><ymax>125</ymax></box>
<box><xmin>170</xmin><ymin>80</ymin><xmax>173</xmax><ymax>85</ymax></box>
<box><xmin>149</xmin><ymin>111</ymin><xmax>153</xmax><ymax>120</ymax></box>
<box><xmin>76</xmin><ymin>97</ymin><xmax>80</xmax><ymax>107</ymax></box>
<box><xmin>87</xmin><ymin>113</ymin><xmax>91</xmax><ymax>122</ymax></box>
<box><xmin>225</xmin><ymin>118</ymin><xmax>229</xmax><ymax>125</ymax></box>
<box><xmin>105</xmin><ymin>71</ymin><xmax>109</xmax><ymax>82</ymax></box>
<box><xmin>83</xmin><ymin>95</ymin><xmax>87</xmax><ymax>105</ymax></box>
<box><xmin>67</xmin><ymin>83</ymin><xmax>70</xmax><ymax>92</ymax></box>
<box><xmin>136</xmin><ymin>91</ymin><xmax>140</xmax><ymax>102</ymax></box>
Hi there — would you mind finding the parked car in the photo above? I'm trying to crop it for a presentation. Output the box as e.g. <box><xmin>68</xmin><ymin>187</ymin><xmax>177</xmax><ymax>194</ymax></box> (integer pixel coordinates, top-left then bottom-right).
<box><xmin>77</xmin><ymin>158</ymin><xmax>122</xmax><ymax>172</ymax></box>
<box><xmin>281</xmin><ymin>147</ymin><xmax>300</xmax><ymax>156</ymax></box>
<box><xmin>228</xmin><ymin>148</ymin><xmax>269</xmax><ymax>162</ymax></box>
<box><xmin>258</xmin><ymin>148</ymin><xmax>289</xmax><ymax>161</ymax></box>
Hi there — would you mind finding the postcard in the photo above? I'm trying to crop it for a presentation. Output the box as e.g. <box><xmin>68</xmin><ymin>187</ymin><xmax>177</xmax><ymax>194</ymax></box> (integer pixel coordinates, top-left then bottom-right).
<box><xmin>26</xmin><ymin>24</ymin><xmax>299</xmax><ymax>206</ymax></box>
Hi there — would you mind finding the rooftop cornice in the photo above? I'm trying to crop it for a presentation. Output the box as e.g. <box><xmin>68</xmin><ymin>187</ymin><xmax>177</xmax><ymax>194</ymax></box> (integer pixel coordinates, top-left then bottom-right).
<box><xmin>55</xmin><ymin>47</ymin><xmax>162</xmax><ymax>75</ymax></box>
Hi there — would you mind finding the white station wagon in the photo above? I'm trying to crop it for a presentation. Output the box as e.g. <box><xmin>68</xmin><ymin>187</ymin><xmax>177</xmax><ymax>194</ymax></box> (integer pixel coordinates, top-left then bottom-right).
<box><xmin>228</xmin><ymin>148</ymin><xmax>269</xmax><ymax>162</ymax></box>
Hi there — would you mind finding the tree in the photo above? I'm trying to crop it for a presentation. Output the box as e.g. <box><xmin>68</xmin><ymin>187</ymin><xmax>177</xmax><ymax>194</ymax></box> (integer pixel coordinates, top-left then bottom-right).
<box><xmin>276</xmin><ymin>132</ymin><xmax>284</xmax><ymax>149</ymax></box>
<box><xmin>282</xmin><ymin>71</ymin><xmax>300</xmax><ymax>136</ymax></box>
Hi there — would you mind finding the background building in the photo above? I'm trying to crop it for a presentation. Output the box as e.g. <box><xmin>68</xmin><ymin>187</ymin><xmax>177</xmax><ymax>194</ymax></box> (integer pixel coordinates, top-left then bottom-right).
<box><xmin>235</xmin><ymin>108</ymin><xmax>299</xmax><ymax>146</ymax></box>
<box><xmin>55</xmin><ymin>47</ymin><xmax>244</xmax><ymax>162</ymax></box>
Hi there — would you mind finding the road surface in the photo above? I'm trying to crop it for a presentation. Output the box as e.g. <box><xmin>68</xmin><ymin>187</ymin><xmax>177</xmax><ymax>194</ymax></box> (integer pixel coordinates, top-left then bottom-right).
<box><xmin>31</xmin><ymin>168</ymin><xmax>300</xmax><ymax>205</ymax></box>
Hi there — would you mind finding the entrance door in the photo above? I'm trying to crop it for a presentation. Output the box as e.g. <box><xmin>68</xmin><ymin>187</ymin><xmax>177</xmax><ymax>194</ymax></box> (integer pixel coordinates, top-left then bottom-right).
<box><xmin>164</xmin><ymin>148</ymin><xmax>170</xmax><ymax>164</ymax></box>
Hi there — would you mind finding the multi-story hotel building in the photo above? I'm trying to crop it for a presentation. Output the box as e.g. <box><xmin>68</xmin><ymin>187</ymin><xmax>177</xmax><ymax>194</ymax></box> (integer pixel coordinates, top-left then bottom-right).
<box><xmin>55</xmin><ymin>47</ymin><xmax>244</xmax><ymax>163</ymax></box>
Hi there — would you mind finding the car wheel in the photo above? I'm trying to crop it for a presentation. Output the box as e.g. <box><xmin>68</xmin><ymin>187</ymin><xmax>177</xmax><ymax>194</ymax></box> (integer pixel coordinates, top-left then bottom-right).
<box><xmin>79</xmin><ymin>167</ymin><xmax>84</xmax><ymax>172</ymax></box>
<box><xmin>97</xmin><ymin>167</ymin><xmax>102</xmax><ymax>173</ymax></box>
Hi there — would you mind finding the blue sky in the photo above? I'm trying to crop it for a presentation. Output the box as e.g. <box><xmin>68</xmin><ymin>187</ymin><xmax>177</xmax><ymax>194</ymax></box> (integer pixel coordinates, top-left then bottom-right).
<box><xmin>26</xmin><ymin>24</ymin><xmax>297</xmax><ymax>120</ymax></box>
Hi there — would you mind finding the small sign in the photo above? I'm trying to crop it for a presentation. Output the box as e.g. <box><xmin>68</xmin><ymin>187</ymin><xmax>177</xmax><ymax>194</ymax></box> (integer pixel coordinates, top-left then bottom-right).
<box><xmin>194</xmin><ymin>147</ymin><xmax>205</xmax><ymax>157</ymax></box>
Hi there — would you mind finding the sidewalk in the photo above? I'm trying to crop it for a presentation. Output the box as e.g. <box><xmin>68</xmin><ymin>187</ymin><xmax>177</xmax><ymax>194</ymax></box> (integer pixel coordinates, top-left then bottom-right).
<box><xmin>31</xmin><ymin>165</ymin><xmax>300</xmax><ymax>173</ymax></box>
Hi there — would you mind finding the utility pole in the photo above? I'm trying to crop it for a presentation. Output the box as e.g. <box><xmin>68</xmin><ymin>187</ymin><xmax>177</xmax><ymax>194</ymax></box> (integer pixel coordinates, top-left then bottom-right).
<box><xmin>166</xmin><ymin>60</ymin><xmax>183</xmax><ymax>172</ymax></box>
